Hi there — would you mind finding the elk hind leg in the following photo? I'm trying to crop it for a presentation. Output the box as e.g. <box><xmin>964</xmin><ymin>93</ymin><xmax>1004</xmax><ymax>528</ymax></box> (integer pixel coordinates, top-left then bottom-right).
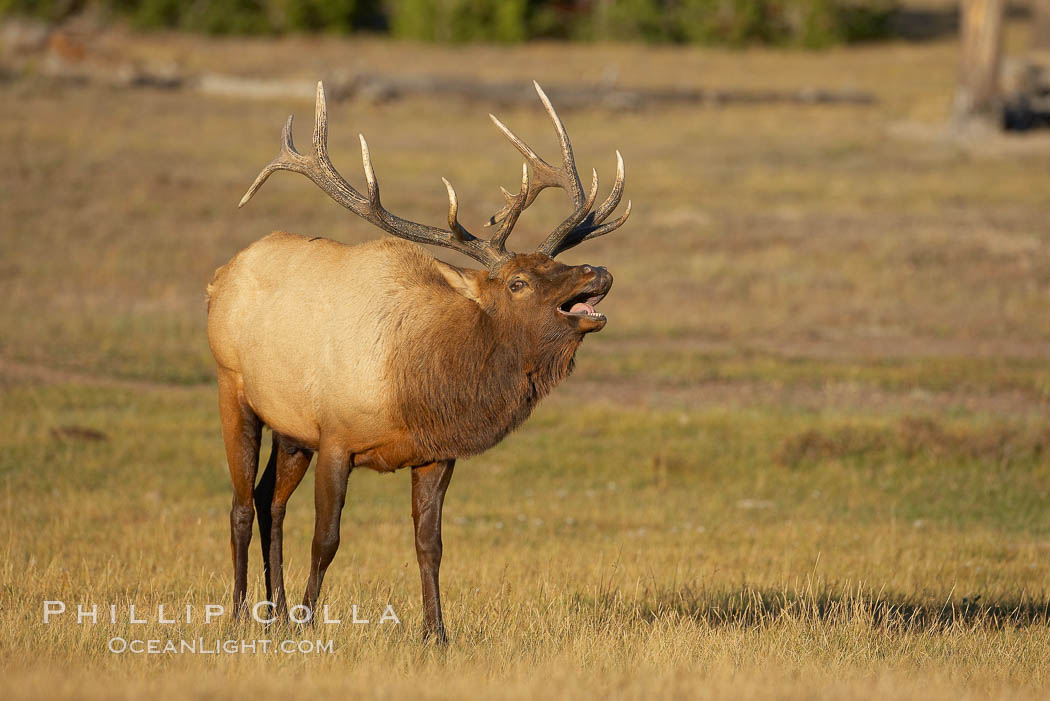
<box><xmin>254</xmin><ymin>436</ymin><xmax>279</xmax><ymax>604</ymax></box>
<box><xmin>267</xmin><ymin>437</ymin><xmax>312</xmax><ymax>618</ymax></box>
<box><xmin>217</xmin><ymin>369</ymin><xmax>262</xmax><ymax>619</ymax></box>
<box><xmin>302</xmin><ymin>441</ymin><xmax>351</xmax><ymax>618</ymax></box>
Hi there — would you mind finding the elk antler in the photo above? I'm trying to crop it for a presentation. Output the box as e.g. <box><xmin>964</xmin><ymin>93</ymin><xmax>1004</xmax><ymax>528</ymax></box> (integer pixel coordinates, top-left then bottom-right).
<box><xmin>239</xmin><ymin>81</ymin><xmax>629</xmax><ymax>268</ymax></box>
<box><xmin>487</xmin><ymin>81</ymin><xmax>632</xmax><ymax>258</ymax></box>
<box><xmin>239</xmin><ymin>82</ymin><xmax>527</xmax><ymax>269</ymax></box>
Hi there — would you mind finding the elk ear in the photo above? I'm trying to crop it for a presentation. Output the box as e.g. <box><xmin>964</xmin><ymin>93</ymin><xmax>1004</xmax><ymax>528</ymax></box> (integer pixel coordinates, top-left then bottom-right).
<box><xmin>434</xmin><ymin>260</ymin><xmax>485</xmax><ymax>305</ymax></box>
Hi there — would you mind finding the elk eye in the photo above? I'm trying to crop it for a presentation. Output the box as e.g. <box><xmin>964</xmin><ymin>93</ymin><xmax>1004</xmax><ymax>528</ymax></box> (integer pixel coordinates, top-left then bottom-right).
<box><xmin>509</xmin><ymin>279</ymin><xmax>527</xmax><ymax>293</ymax></box>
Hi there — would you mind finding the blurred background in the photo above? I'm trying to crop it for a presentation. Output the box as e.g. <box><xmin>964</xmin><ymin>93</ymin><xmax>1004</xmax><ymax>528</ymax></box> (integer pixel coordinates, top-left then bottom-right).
<box><xmin>1</xmin><ymin>2</ymin><xmax>1049</xmax><ymax>699</ymax></box>
<box><xmin>1</xmin><ymin>0</ymin><xmax>1048</xmax><ymax>380</ymax></box>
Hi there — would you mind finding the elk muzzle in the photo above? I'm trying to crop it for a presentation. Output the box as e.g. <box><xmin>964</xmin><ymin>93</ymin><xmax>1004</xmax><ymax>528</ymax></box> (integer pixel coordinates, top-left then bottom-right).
<box><xmin>559</xmin><ymin>265</ymin><xmax>613</xmax><ymax>333</ymax></box>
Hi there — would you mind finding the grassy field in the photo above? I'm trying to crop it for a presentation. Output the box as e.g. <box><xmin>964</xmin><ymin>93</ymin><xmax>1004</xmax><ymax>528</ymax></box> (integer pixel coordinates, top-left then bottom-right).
<box><xmin>2</xmin><ymin>25</ymin><xmax>1050</xmax><ymax>700</ymax></box>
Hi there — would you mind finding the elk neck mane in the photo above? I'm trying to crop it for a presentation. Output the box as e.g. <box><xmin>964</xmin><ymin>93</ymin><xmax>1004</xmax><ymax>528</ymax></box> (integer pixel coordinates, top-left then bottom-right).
<box><xmin>386</xmin><ymin>256</ymin><xmax>582</xmax><ymax>462</ymax></box>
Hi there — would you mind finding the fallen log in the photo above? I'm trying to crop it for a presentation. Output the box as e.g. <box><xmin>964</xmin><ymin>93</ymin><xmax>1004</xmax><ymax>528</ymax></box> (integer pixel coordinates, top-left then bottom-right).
<box><xmin>195</xmin><ymin>71</ymin><xmax>877</xmax><ymax>110</ymax></box>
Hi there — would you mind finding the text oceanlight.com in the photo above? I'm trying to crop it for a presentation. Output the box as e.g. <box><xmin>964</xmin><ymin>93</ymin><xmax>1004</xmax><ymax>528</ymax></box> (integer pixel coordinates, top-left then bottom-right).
<box><xmin>108</xmin><ymin>637</ymin><xmax>336</xmax><ymax>655</ymax></box>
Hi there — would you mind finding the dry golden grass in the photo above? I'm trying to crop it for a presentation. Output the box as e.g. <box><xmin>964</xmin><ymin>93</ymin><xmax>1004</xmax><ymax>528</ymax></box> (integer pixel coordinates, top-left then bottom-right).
<box><xmin>2</xmin><ymin>26</ymin><xmax>1049</xmax><ymax>700</ymax></box>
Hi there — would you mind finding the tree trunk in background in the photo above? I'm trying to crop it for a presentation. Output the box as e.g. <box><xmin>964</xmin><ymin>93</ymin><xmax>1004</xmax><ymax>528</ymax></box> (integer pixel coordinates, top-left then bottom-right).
<box><xmin>1033</xmin><ymin>0</ymin><xmax>1050</xmax><ymax>53</ymax></box>
<box><xmin>954</xmin><ymin>0</ymin><xmax>1005</xmax><ymax>127</ymax></box>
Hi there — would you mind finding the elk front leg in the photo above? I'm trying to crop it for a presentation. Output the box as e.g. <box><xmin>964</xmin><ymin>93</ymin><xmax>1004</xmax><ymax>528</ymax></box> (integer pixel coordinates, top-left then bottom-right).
<box><xmin>217</xmin><ymin>369</ymin><xmax>262</xmax><ymax>619</ymax></box>
<box><xmin>411</xmin><ymin>460</ymin><xmax>455</xmax><ymax>644</ymax></box>
<box><xmin>302</xmin><ymin>441</ymin><xmax>351</xmax><ymax>618</ymax></box>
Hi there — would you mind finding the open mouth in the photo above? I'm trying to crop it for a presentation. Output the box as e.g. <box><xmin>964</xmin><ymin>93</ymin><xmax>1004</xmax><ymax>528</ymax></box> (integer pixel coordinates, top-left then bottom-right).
<box><xmin>558</xmin><ymin>291</ymin><xmax>607</xmax><ymax>322</ymax></box>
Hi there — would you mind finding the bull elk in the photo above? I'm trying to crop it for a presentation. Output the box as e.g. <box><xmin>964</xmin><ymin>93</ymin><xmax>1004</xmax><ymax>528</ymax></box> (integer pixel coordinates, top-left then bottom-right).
<box><xmin>207</xmin><ymin>81</ymin><xmax>631</xmax><ymax>643</ymax></box>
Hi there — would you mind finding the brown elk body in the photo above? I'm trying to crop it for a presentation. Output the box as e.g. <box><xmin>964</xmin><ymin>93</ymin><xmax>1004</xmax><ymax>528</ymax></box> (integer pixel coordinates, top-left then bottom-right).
<box><xmin>208</xmin><ymin>82</ymin><xmax>630</xmax><ymax>642</ymax></box>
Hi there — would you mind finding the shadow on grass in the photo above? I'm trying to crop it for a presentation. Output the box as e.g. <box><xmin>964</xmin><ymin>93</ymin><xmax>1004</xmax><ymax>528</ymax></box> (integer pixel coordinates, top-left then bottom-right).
<box><xmin>576</xmin><ymin>585</ymin><xmax>1050</xmax><ymax>631</ymax></box>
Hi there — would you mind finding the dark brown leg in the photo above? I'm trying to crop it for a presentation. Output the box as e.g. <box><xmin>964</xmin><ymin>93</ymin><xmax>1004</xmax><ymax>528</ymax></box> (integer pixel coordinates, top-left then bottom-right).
<box><xmin>411</xmin><ymin>460</ymin><xmax>455</xmax><ymax>644</ymax></box>
<box><xmin>269</xmin><ymin>441</ymin><xmax>312</xmax><ymax>618</ymax></box>
<box><xmin>217</xmin><ymin>369</ymin><xmax>262</xmax><ymax>619</ymax></box>
<box><xmin>302</xmin><ymin>441</ymin><xmax>351</xmax><ymax>618</ymax></box>
<box><xmin>254</xmin><ymin>437</ymin><xmax>278</xmax><ymax>603</ymax></box>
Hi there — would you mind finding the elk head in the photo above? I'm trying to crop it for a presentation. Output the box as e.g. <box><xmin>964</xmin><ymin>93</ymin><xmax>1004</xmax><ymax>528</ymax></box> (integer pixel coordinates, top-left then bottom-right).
<box><xmin>238</xmin><ymin>80</ymin><xmax>631</xmax><ymax>335</ymax></box>
<box><xmin>438</xmin><ymin>253</ymin><xmax>614</xmax><ymax>342</ymax></box>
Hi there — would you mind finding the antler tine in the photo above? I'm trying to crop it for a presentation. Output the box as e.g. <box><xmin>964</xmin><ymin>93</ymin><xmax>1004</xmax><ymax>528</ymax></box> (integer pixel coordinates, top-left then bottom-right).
<box><xmin>532</xmin><ymin>81</ymin><xmax>584</xmax><ymax>205</ymax></box>
<box><xmin>359</xmin><ymin>134</ymin><xmax>383</xmax><ymax>208</ymax></box>
<box><xmin>535</xmin><ymin>168</ymin><xmax>600</xmax><ymax>255</ymax></box>
<box><xmin>239</xmin><ymin>115</ymin><xmax>310</xmax><ymax>208</ymax></box>
<box><xmin>548</xmin><ymin>200</ymin><xmax>632</xmax><ymax>258</ymax></box>
<box><xmin>441</xmin><ymin>178</ymin><xmax>471</xmax><ymax>243</ymax></box>
<box><xmin>486</xmin><ymin>115</ymin><xmax>553</xmax><ymax>223</ymax></box>
<box><xmin>488</xmin><ymin>163</ymin><xmax>531</xmax><ymax>253</ymax></box>
<box><xmin>486</xmin><ymin>82</ymin><xmax>630</xmax><ymax>258</ymax></box>
<box><xmin>486</xmin><ymin>82</ymin><xmax>588</xmax><ymax>228</ymax></box>
<box><xmin>589</xmin><ymin>151</ymin><xmax>625</xmax><ymax>229</ymax></box>
<box><xmin>540</xmin><ymin>150</ymin><xmax>629</xmax><ymax>256</ymax></box>
<box><xmin>238</xmin><ymin>81</ymin><xmax>508</xmax><ymax>269</ymax></box>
